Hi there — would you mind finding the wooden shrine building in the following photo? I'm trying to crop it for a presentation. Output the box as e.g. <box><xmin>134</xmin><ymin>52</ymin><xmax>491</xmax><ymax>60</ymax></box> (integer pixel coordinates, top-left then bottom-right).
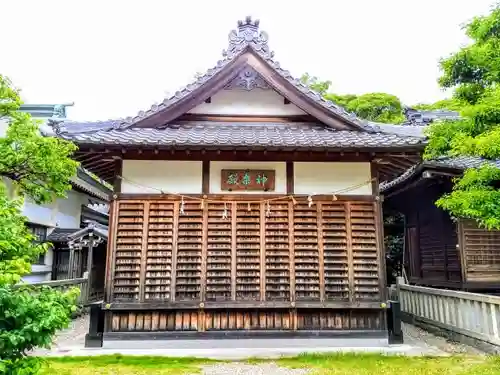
<box><xmin>381</xmin><ymin>156</ymin><xmax>500</xmax><ymax>292</ymax></box>
<box><xmin>49</xmin><ymin>17</ymin><xmax>426</xmax><ymax>339</ymax></box>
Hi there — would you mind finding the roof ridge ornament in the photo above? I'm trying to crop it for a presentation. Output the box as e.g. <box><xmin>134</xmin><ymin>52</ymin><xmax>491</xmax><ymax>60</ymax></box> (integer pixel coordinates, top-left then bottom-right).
<box><xmin>223</xmin><ymin>16</ymin><xmax>274</xmax><ymax>59</ymax></box>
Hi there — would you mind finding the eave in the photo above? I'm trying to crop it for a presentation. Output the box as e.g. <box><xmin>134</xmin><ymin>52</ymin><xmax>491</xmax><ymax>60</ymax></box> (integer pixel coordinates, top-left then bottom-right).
<box><xmin>380</xmin><ymin>155</ymin><xmax>500</xmax><ymax>197</ymax></box>
<box><xmin>72</xmin><ymin>146</ymin><xmax>423</xmax><ymax>185</ymax></box>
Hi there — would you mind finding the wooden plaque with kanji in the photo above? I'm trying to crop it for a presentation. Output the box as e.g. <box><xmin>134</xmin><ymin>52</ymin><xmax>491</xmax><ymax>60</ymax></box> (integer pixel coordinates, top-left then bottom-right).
<box><xmin>221</xmin><ymin>170</ymin><xmax>276</xmax><ymax>191</ymax></box>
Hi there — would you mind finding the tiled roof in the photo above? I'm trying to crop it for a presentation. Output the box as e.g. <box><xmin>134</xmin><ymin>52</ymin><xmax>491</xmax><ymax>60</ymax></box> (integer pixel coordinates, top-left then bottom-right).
<box><xmin>402</xmin><ymin>106</ymin><xmax>461</xmax><ymax>126</ymax></box>
<box><xmin>47</xmin><ymin>222</ymin><xmax>109</xmax><ymax>243</ymax></box>
<box><xmin>71</xmin><ymin>167</ymin><xmax>112</xmax><ymax>201</ymax></box>
<box><xmin>46</xmin><ymin>228</ymin><xmax>77</xmax><ymax>242</ymax></box>
<box><xmin>107</xmin><ymin>17</ymin><xmax>374</xmax><ymax>132</ymax></box>
<box><xmin>45</xmin><ymin>18</ymin><xmax>459</xmax><ymax>151</ymax></box>
<box><xmin>56</xmin><ymin>122</ymin><xmax>425</xmax><ymax>149</ymax></box>
<box><xmin>20</xmin><ymin>103</ymin><xmax>73</xmax><ymax>119</ymax></box>
<box><xmin>48</xmin><ymin>17</ymin><xmax>394</xmax><ymax>137</ymax></box>
<box><xmin>380</xmin><ymin>156</ymin><xmax>500</xmax><ymax>192</ymax></box>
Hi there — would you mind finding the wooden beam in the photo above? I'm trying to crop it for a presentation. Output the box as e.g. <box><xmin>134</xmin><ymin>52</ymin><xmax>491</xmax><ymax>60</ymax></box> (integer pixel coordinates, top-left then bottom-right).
<box><xmin>77</xmin><ymin>148</ymin><xmax>415</xmax><ymax>163</ymax></box>
<box><xmin>177</xmin><ymin>113</ymin><xmax>315</xmax><ymax>123</ymax></box>
<box><xmin>81</xmin><ymin>158</ymin><xmax>113</xmax><ymax>170</ymax></box>
<box><xmin>75</xmin><ymin>153</ymin><xmax>106</xmax><ymax>164</ymax></box>
<box><xmin>116</xmin><ymin>193</ymin><xmax>378</xmax><ymax>201</ymax></box>
<box><xmin>89</xmin><ymin>162</ymin><xmax>115</xmax><ymax>175</ymax></box>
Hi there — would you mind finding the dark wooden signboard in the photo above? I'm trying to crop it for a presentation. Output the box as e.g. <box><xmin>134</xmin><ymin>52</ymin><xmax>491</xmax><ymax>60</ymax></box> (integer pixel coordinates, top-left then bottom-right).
<box><xmin>221</xmin><ymin>169</ymin><xmax>275</xmax><ymax>191</ymax></box>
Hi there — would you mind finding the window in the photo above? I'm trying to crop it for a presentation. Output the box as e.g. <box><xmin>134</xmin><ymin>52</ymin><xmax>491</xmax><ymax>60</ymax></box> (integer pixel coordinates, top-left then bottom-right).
<box><xmin>26</xmin><ymin>223</ymin><xmax>48</xmax><ymax>265</ymax></box>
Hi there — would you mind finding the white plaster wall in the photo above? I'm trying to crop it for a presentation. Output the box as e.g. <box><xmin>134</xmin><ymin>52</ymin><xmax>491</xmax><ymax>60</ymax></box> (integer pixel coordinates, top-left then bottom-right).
<box><xmin>122</xmin><ymin>160</ymin><xmax>203</xmax><ymax>194</ymax></box>
<box><xmin>55</xmin><ymin>190</ymin><xmax>87</xmax><ymax>228</ymax></box>
<box><xmin>210</xmin><ymin>161</ymin><xmax>286</xmax><ymax>194</ymax></box>
<box><xmin>188</xmin><ymin>89</ymin><xmax>306</xmax><ymax>116</ymax></box>
<box><xmin>294</xmin><ymin>162</ymin><xmax>373</xmax><ymax>195</ymax></box>
<box><xmin>22</xmin><ymin>190</ymin><xmax>87</xmax><ymax>228</ymax></box>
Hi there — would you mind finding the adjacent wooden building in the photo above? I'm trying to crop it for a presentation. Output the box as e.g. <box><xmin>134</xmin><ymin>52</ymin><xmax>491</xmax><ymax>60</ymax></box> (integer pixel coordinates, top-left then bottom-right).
<box><xmin>49</xmin><ymin>17</ymin><xmax>425</xmax><ymax>338</ymax></box>
<box><xmin>381</xmin><ymin>156</ymin><xmax>500</xmax><ymax>292</ymax></box>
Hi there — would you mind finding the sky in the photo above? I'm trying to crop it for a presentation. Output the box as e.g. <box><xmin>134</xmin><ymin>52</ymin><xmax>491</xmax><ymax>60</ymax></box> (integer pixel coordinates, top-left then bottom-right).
<box><xmin>1</xmin><ymin>0</ymin><xmax>495</xmax><ymax>120</ymax></box>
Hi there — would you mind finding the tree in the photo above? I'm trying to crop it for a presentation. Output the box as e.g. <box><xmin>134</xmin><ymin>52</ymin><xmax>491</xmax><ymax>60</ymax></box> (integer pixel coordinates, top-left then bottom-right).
<box><xmin>339</xmin><ymin>93</ymin><xmax>405</xmax><ymax>124</ymax></box>
<box><xmin>0</xmin><ymin>75</ymin><xmax>79</xmax><ymax>374</ymax></box>
<box><xmin>424</xmin><ymin>4</ymin><xmax>500</xmax><ymax>229</ymax></box>
<box><xmin>300</xmin><ymin>73</ymin><xmax>405</xmax><ymax>124</ymax></box>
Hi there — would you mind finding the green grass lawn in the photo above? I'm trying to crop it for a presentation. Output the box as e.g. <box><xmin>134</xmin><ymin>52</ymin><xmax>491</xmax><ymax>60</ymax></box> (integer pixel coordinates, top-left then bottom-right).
<box><xmin>39</xmin><ymin>354</ymin><xmax>500</xmax><ymax>375</ymax></box>
<box><xmin>275</xmin><ymin>353</ymin><xmax>500</xmax><ymax>375</ymax></box>
<box><xmin>40</xmin><ymin>355</ymin><xmax>217</xmax><ymax>375</ymax></box>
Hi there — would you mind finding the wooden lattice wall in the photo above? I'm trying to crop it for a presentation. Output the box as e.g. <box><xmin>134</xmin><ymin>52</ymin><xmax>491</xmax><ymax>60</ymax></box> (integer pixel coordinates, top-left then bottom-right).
<box><xmin>110</xmin><ymin>197</ymin><xmax>382</xmax><ymax>303</ymax></box>
<box><xmin>460</xmin><ymin>219</ymin><xmax>500</xmax><ymax>283</ymax></box>
<box><xmin>107</xmin><ymin>197</ymin><xmax>384</xmax><ymax>333</ymax></box>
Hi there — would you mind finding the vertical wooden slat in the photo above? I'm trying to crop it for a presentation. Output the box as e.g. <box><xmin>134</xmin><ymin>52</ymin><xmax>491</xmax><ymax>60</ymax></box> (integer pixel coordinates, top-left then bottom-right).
<box><xmin>231</xmin><ymin>202</ymin><xmax>237</xmax><ymax>301</ymax></box>
<box><xmin>291</xmin><ymin>309</ymin><xmax>298</xmax><ymax>330</ymax></box>
<box><xmin>138</xmin><ymin>201</ymin><xmax>150</xmax><ymax>302</ymax></box>
<box><xmin>128</xmin><ymin>312</ymin><xmax>136</xmax><ymax>331</ymax></box>
<box><xmin>152</xmin><ymin>312</ymin><xmax>160</xmax><ymax>331</ymax></box>
<box><xmin>289</xmin><ymin>201</ymin><xmax>295</xmax><ymax>302</ymax></box>
<box><xmin>260</xmin><ymin>202</ymin><xmax>266</xmax><ymax>301</ymax></box>
<box><xmin>317</xmin><ymin>202</ymin><xmax>325</xmax><ymax>302</ymax></box>
<box><xmin>345</xmin><ymin>202</ymin><xmax>354</xmax><ymax>302</ymax></box>
<box><xmin>144</xmin><ymin>313</ymin><xmax>152</xmax><ymax>331</ymax></box>
<box><xmin>198</xmin><ymin>310</ymin><xmax>206</xmax><ymax>332</ymax></box>
<box><xmin>170</xmin><ymin>202</ymin><xmax>179</xmax><ymax>302</ymax></box>
<box><xmin>112</xmin><ymin>314</ymin><xmax>120</xmax><ymax>331</ymax></box>
<box><xmin>200</xmin><ymin>203</ymin><xmax>209</xmax><ymax>302</ymax></box>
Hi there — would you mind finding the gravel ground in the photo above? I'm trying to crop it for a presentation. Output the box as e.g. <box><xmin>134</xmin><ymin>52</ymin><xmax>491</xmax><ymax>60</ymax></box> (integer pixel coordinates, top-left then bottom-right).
<box><xmin>32</xmin><ymin>314</ymin><xmax>89</xmax><ymax>355</ymax></box>
<box><xmin>198</xmin><ymin>363</ymin><xmax>311</xmax><ymax>375</ymax></box>
<box><xmin>402</xmin><ymin>322</ymin><xmax>484</xmax><ymax>355</ymax></box>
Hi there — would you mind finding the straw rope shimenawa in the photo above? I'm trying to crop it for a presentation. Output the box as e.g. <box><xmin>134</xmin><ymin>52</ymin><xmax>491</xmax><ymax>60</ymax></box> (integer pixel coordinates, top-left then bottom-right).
<box><xmin>116</xmin><ymin>175</ymin><xmax>377</xmax><ymax>217</ymax></box>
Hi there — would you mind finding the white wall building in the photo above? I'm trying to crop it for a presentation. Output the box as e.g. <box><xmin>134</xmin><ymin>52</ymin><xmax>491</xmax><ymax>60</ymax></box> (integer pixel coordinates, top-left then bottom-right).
<box><xmin>0</xmin><ymin>103</ymin><xmax>111</xmax><ymax>282</ymax></box>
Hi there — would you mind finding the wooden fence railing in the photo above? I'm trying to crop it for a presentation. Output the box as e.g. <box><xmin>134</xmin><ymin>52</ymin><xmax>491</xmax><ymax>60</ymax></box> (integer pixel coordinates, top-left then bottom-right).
<box><xmin>16</xmin><ymin>278</ymin><xmax>90</xmax><ymax>306</ymax></box>
<box><xmin>397</xmin><ymin>278</ymin><xmax>500</xmax><ymax>347</ymax></box>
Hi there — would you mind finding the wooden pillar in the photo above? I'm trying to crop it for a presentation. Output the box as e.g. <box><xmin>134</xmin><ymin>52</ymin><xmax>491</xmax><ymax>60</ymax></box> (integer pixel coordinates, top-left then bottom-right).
<box><xmin>86</xmin><ymin>234</ymin><xmax>95</xmax><ymax>299</ymax></box>
<box><xmin>286</xmin><ymin>162</ymin><xmax>294</xmax><ymax>194</ymax></box>
<box><xmin>202</xmin><ymin>161</ymin><xmax>210</xmax><ymax>194</ymax></box>
<box><xmin>371</xmin><ymin>162</ymin><xmax>387</xmax><ymax>301</ymax></box>
<box><xmin>67</xmin><ymin>246</ymin><xmax>75</xmax><ymax>279</ymax></box>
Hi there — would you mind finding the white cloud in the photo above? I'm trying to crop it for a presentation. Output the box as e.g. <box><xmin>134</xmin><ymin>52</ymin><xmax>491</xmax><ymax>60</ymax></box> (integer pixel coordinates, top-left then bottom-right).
<box><xmin>1</xmin><ymin>0</ymin><xmax>494</xmax><ymax>120</ymax></box>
